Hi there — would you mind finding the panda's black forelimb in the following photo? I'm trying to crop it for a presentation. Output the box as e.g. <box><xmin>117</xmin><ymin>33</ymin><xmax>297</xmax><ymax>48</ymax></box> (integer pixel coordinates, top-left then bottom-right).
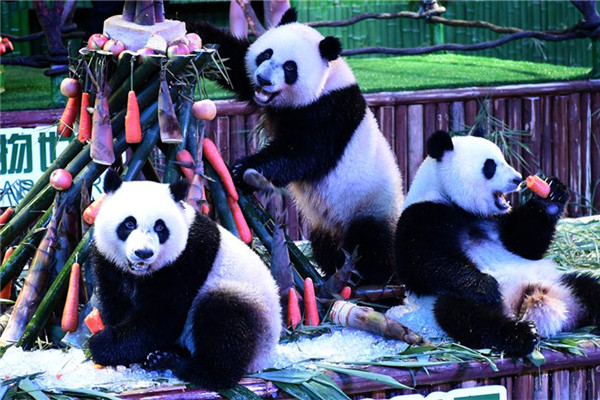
<box><xmin>560</xmin><ymin>272</ymin><xmax>600</xmax><ymax>329</ymax></box>
<box><xmin>187</xmin><ymin>21</ymin><xmax>254</xmax><ymax>102</ymax></box>
<box><xmin>309</xmin><ymin>227</ymin><xmax>343</xmax><ymax>277</ymax></box>
<box><xmin>396</xmin><ymin>202</ymin><xmax>502</xmax><ymax>305</ymax></box>
<box><xmin>174</xmin><ymin>289</ymin><xmax>267</xmax><ymax>391</ymax></box>
<box><xmin>498</xmin><ymin>177</ymin><xmax>569</xmax><ymax>260</ymax></box>
<box><xmin>434</xmin><ymin>295</ymin><xmax>539</xmax><ymax>357</ymax></box>
<box><xmin>232</xmin><ymin>85</ymin><xmax>366</xmax><ymax>188</ymax></box>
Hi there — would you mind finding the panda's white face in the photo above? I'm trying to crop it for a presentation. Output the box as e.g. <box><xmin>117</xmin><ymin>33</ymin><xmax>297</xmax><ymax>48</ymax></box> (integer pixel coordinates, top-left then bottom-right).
<box><xmin>439</xmin><ymin>136</ymin><xmax>523</xmax><ymax>216</ymax></box>
<box><xmin>245</xmin><ymin>23</ymin><xmax>336</xmax><ymax>108</ymax></box>
<box><xmin>94</xmin><ymin>179</ymin><xmax>194</xmax><ymax>276</ymax></box>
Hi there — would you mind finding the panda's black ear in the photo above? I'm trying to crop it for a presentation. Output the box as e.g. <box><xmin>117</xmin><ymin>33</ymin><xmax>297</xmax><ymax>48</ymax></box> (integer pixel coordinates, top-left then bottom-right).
<box><xmin>471</xmin><ymin>127</ymin><xmax>486</xmax><ymax>138</ymax></box>
<box><xmin>169</xmin><ymin>179</ymin><xmax>189</xmax><ymax>203</ymax></box>
<box><xmin>103</xmin><ymin>169</ymin><xmax>122</xmax><ymax>194</ymax></box>
<box><xmin>278</xmin><ymin>8</ymin><xmax>297</xmax><ymax>26</ymax></box>
<box><xmin>319</xmin><ymin>36</ymin><xmax>342</xmax><ymax>61</ymax></box>
<box><xmin>427</xmin><ymin>130</ymin><xmax>454</xmax><ymax>161</ymax></box>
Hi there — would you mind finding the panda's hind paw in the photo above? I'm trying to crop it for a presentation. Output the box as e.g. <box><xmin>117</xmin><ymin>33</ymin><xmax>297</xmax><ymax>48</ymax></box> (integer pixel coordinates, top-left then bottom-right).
<box><xmin>143</xmin><ymin>350</ymin><xmax>181</xmax><ymax>371</ymax></box>
<box><xmin>501</xmin><ymin>320</ymin><xmax>540</xmax><ymax>357</ymax></box>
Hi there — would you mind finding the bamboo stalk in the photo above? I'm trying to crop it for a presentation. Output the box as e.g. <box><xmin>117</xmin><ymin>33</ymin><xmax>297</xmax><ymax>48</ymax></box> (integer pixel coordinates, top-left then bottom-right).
<box><xmin>123</xmin><ymin>124</ymin><xmax>161</xmax><ymax>181</ymax></box>
<box><xmin>163</xmin><ymin>88</ymin><xmax>194</xmax><ymax>183</ymax></box>
<box><xmin>1</xmin><ymin>199</ymin><xmax>62</xmax><ymax>345</ymax></box>
<box><xmin>107</xmin><ymin>51</ymin><xmax>134</xmax><ymax>91</ymax></box>
<box><xmin>0</xmin><ymin>207</ymin><xmax>52</xmax><ymax>291</ymax></box>
<box><xmin>17</xmin><ymin>229</ymin><xmax>93</xmax><ymax>349</ymax></box>
<box><xmin>329</xmin><ymin>300</ymin><xmax>427</xmax><ymax>345</ymax></box>
<box><xmin>205</xmin><ymin>163</ymin><xmax>240</xmax><ymax>237</ymax></box>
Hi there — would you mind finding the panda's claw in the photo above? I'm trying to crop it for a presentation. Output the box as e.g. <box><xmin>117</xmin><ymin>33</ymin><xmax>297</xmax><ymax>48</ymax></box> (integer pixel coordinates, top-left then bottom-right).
<box><xmin>501</xmin><ymin>320</ymin><xmax>540</xmax><ymax>357</ymax></box>
<box><xmin>143</xmin><ymin>350</ymin><xmax>181</xmax><ymax>371</ymax></box>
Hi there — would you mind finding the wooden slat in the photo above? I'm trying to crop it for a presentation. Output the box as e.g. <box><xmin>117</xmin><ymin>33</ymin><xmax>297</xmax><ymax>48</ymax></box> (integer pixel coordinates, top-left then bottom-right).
<box><xmin>514</xmin><ymin>374</ymin><xmax>534</xmax><ymax>400</ymax></box>
<box><xmin>540</xmin><ymin>96</ymin><xmax>554</xmax><ymax>177</ymax></box>
<box><xmin>214</xmin><ymin>116</ymin><xmax>231</xmax><ymax>164</ymax></box>
<box><xmin>533</xmin><ymin>373</ymin><xmax>549</xmax><ymax>400</ymax></box>
<box><xmin>508</xmin><ymin>97</ymin><xmax>523</xmax><ymax>172</ymax></box>
<box><xmin>552</xmin><ymin>96</ymin><xmax>569</xmax><ymax>188</ymax></box>
<box><xmin>551</xmin><ymin>369</ymin><xmax>570</xmax><ymax>400</ymax></box>
<box><xmin>229</xmin><ymin>114</ymin><xmax>247</xmax><ymax>165</ymax></box>
<box><xmin>522</xmin><ymin>97</ymin><xmax>541</xmax><ymax>175</ymax></box>
<box><xmin>377</xmin><ymin>106</ymin><xmax>395</xmax><ymax>146</ymax></box>
<box><xmin>464</xmin><ymin>99</ymin><xmax>478</xmax><ymax>128</ymax></box>
<box><xmin>579</xmin><ymin>93</ymin><xmax>592</xmax><ymax>215</ymax></box>
<box><xmin>569</xmin><ymin>369</ymin><xmax>586</xmax><ymax>400</ymax></box>
<box><xmin>568</xmin><ymin>93</ymin><xmax>582</xmax><ymax>215</ymax></box>
<box><xmin>407</xmin><ymin>104</ymin><xmax>424</xmax><ymax>185</ymax></box>
<box><xmin>450</xmin><ymin>101</ymin><xmax>465</xmax><ymax>132</ymax></box>
<box><xmin>436</xmin><ymin>102</ymin><xmax>449</xmax><ymax>132</ymax></box>
<box><xmin>591</xmin><ymin>92</ymin><xmax>600</xmax><ymax>213</ymax></box>
<box><xmin>395</xmin><ymin>105</ymin><xmax>409</xmax><ymax>194</ymax></box>
<box><xmin>423</xmin><ymin>103</ymin><xmax>436</xmax><ymax>141</ymax></box>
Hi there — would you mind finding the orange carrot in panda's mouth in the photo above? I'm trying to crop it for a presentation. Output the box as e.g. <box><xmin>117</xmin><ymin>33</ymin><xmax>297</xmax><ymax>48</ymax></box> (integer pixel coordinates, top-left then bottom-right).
<box><xmin>526</xmin><ymin>175</ymin><xmax>551</xmax><ymax>199</ymax></box>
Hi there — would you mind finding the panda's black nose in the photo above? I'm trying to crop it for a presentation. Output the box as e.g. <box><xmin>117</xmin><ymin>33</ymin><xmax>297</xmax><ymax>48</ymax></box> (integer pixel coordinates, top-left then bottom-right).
<box><xmin>135</xmin><ymin>249</ymin><xmax>154</xmax><ymax>259</ymax></box>
<box><xmin>257</xmin><ymin>74</ymin><xmax>272</xmax><ymax>87</ymax></box>
<box><xmin>512</xmin><ymin>177</ymin><xmax>523</xmax><ymax>185</ymax></box>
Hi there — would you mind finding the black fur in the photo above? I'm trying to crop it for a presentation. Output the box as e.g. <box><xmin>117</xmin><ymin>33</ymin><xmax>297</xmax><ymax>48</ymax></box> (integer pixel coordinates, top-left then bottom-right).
<box><xmin>187</xmin><ymin>21</ymin><xmax>253</xmax><ymax>102</ymax></box>
<box><xmin>426</xmin><ymin>130</ymin><xmax>454</xmax><ymax>161</ymax></box>
<box><xmin>88</xmin><ymin>213</ymin><xmax>220</xmax><ymax>367</ymax></box>
<box><xmin>104</xmin><ymin>168</ymin><xmax>123</xmax><ymax>194</ymax></box>
<box><xmin>278</xmin><ymin>8</ymin><xmax>297</xmax><ymax>26</ymax></box>
<box><xmin>255</xmin><ymin>48</ymin><xmax>273</xmax><ymax>66</ymax></box>
<box><xmin>170</xmin><ymin>290</ymin><xmax>266</xmax><ymax>390</ymax></box>
<box><xmin>319</xmin><ymin>36</ymin><xmax>342</xmax><ymax>61</ymax></box>
<box><xmin>498</xmin><ymin>177</ymin><xmax>568</xmax><ymax>260</ymax></box>
<box><xmin>283</xmin><ymin>61</ymin><xmax>298</xmax><ymax>85</ymax></box>
<box><xmin>232</xmin><ymin>84</ymin><xmax>366</xmax><ymax>187</ymax></box>
<box><xmin>483</xmin><ymin>159</ymin><xmax>496</xmax><ymax>179</ymax></box>
<box><xmin>116</xmin><ymin>216</ymin><xmax>136</xmax><ymax>241</ymax></box>
<box><xmin>560</xmin><ymin>272</ymin><xmax>600</xmax><ymax>327</ymax></box>
<box><xmin>434</xmin><ymin>295</ymin><xmax>539</xmax><ymax>356</ymax></box>
<box><xmin>169</xmin><ymin>179</ymin><xmax>189</xmax><ymax>203</ymax></box>
<box><xmin>154</xmin><ymin>219</ymin><xmax>169</xmax><ymax>244</ymax></box>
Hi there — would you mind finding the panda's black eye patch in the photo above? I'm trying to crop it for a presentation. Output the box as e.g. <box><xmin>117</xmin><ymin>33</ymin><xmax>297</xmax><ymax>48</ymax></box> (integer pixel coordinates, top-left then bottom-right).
<box><xmin>117</xmin><ymin>216</ymin><xmax>137</xmax><ymax>241</ymax></box>
<box><xmin>283</xmin><ymin>61</ymin><xmax>297</xmax><ymax>85</ymax></box>
<box><xmin>256</xmin><ymin>49</ymin><xmax>273</xmax><ymax>66</ymax></box>
<box><xmin>483</xmin><ymin>159</ymin><xmax>496</xmax><ymax>179</ymax></box>
<box><xmin>154</xmin><ymin>219</ymin><xmax>170</xmax><ymax>244</ymax></box>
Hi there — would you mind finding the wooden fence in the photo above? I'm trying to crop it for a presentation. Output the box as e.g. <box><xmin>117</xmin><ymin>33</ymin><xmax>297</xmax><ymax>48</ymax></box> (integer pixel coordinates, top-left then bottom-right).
<box><xmin>202</xmin><ymin>80</ymin><xmax>600</xmax><ymax>239</ymax></box>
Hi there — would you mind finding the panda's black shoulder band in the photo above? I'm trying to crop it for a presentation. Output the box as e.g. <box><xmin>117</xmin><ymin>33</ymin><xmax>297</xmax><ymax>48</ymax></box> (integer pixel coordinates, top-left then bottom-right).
<box><xmin>427</xmin><ymin>130</ymin><xmax>454</xmax><ymax>161</ymax></box>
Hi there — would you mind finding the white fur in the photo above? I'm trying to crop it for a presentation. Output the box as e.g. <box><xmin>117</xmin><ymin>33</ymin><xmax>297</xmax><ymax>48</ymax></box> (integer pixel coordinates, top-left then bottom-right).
<box><xmin>405</xmin><ymin>136</ymin><xmax>521</xmax><ymax>216</ymax></box>
<box><xmin>178</xmin><ymin>227</ymin><xmax>282</xmax><ymax>371</ymax></box>
<box><xmin>245</xmin><ymin>22</ymin><xmax>356</xmax><ymax>108</ymax></box>
<box><xmin>93</xmin><ymin>181</ymin><xmax>194</xmax><ymax>275</ymax></box>
<box><xmin>289</xmin><ymin>110</ymin><xmax>403</xmax><ymax>235</ymax></box>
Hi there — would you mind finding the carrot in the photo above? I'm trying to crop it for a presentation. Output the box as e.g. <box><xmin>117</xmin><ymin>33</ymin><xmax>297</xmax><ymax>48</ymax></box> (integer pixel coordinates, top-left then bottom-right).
<box><xmin>61</xmin><ymin>262</ymin><xmax>81</xmax><ymax>332</ymax></box>
<box><xmin>125</xmin><ymin>90</ymin><xmax>142</xmax><ymax>143</ymax></box>
<box><xmin>84</xmin><ymin>307</ymin><xmax>105</xmax><ymax>334</ymax></box>
<box><xmin>176</xmin><ymin>149</ymin><xmax>195</xmax><ymax>183</ymax></box>
<box><xmin>201</xmin><ymin>185</ymin><xmax>210</xmax><ymax>215</ymax></box>
<box><xmin>78</xmin><ymin>92</ymin><xmax>92</xmax><ymax>143</ymax></box>
<box><xmin>0</xmin><ymin>247</ymin><xmax>15</xmax><ymax>299</ymax></box>
<box><xmin>83</xmin><ymin>193</ymin><xmax>106</xmax><ymax>225</ymax></box>
<box><xmin>304</xmin><ymin>277</ymin><xmax>320</xmax><ymax>326</ymax></box>
<box><xmin>202</xmin><ymin>138</ymin><xmax>239</xmax><ymax>201</ymax></box>
<box><xmin>0</xmin><ymin>207</ymin><xmax>14</xmax><ymax>225</ymax></box>
<box><xmin>287</xmin><ymin>288</ymin><xmax>301</xmax><ymax>329</ymax></box>
<box><xmin>58</xmin><ymin>95</ymin><xmax>80</xmax><ymax>138</ymax></box>
<box><xmin>526</xmin><ymin>175</ymin><xmax>551</xmax><ymax>199</ymax></box>
<box><xmin>227</xmin><ymin>196</ymin><xmax>252</xmax><ymax>244</ymax></box>
<box><xmin>340</xmin><ymin>286</ymin><xmax>352</xmax><ymax>300</ymax></box>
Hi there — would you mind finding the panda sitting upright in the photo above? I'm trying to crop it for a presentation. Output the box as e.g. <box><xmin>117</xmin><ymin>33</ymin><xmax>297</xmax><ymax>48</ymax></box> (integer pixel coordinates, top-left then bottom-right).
<box><xmin>191</xmin><ymin>9</ymin><xmax>403</xmax><ymax>284</ymax></box>
<box><xmin>88</xmin><ymin>170</ymin><xmax>281</xmax><ymax>390</ymax></box>
<box><xmin>395</xmin><ymin>131</ymin><xmax>600</xmax><ymax>356</ymax></box>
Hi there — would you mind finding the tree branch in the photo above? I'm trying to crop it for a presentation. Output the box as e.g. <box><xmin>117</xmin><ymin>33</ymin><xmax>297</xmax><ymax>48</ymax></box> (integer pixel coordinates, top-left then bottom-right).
<box><xmin>234</xmin><ymin>0</ymin><xmax>265</xmax><ymax>37</ymax></box>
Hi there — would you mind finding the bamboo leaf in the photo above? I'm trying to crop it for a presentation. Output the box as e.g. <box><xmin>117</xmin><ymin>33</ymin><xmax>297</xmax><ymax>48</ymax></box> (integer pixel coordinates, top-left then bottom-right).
<box><xmin>316</xmin><ymin>363</ymin><xmax>412</xmax><ymax>390</ymax></box>
<box><xmin>219</xmin><ymin>385</ymin><xmax>262</xmax><ymax>400</ymax></box>
<box><xmin>273</xmin><ymin>382</ymin><xmax>315</xmax><ymax>400</ymax></box>
<box><xmin>526</xmin><ymin>349</ymin><xmax>546</xmax><ymax>367</ymax></box>
<box><xmin>17</xmin><ymin>378</ymin><xmax>51</xmax><ymax>400</ymax></box>
<box><xmin>53</xmin><ymin>388</ymin><xmax>121</xmax><ymax>400</ymax></box>
<box><xmin>302</xmin><ymin>378</ymin><xmax>350</xmax><ymax>400</ymax></box>
<box><xmin>250</xmin><ymin>369</ymin><xmax>320</xmax><ymax>384</ymax></box>
<box><xmin>347</xmin><ymin>360</ymin><xmax>455</xmax><ymax>368</ymax></box>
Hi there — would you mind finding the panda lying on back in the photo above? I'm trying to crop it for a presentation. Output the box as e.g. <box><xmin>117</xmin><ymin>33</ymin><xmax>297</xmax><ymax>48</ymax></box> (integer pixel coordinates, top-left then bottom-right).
<box><xmin>88</xmin><ymin>170</ymin><xmax>281</xmax><ymax>390</ymax></box>
<box><xmin>395</xmin><ymin>131</ymin><xmax>600</xmax><ymax>356</ymax></box>
<box><xmin>191</xmin><ymin>9</ymin><xmax>403</xmax><ymax>284</ymax></box>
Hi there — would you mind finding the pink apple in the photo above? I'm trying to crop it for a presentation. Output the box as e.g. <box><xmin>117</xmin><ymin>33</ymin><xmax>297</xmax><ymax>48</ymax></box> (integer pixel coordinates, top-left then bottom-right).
<box><xmin>185</xmin><ymin>33</ymin><xmax>202</xmax><ymax>52</ymax></box>
<box><xmin>103</xmin><ymin>39</ymin><xmax>125</xmax><ymax>57</ymax></box>
<box><xmin>50</xmin><ymin>169</ymin><xmax>73</xmax><ymax>191</ymax></box>
<box><xmin>60</xmin><ymin>78</ymin><xmax>81</xmax><ymax>98</ymax></box>
<box><xmin>167</xmin><ymin>43</ymin><xmax>190</xmax><ymax>58</ymax></box>
<box><xmin>87</xmin><ymin>33</ymin><xmax>109</xmax><ymax>50</ymax></box>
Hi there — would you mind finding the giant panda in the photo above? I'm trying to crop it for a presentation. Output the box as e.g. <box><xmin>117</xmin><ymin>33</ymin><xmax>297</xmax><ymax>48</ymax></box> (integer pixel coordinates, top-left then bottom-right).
<box><xmin>88</xmin><ymin>169</ymin><xmax>282</xmax><ymax>390</ymax></box>
<box><xmin>394</xmin><ymin>130</ymin><xmax>600</xmax><ymax>356</ymax></box>
<box><xmin>191</xmin><ymin>9</ymin><xmax>403</xmax><ymax>284</ymax></box>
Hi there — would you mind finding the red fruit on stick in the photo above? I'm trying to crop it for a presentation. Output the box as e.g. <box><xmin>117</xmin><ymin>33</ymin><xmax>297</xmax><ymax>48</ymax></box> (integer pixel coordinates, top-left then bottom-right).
<box><xmin>340</xmin><ymin>286</ymin><xmax>352</xmax><ymax>300</ymax></box>
<box><xmin>526</xmin><ymin>175</ymin><xmax>551</xmax><ymax>199</ymax></box>
<box><xmin>50</xmin><ymin>169</ymin><xmax>73</xmax><ymax>191</ymax></box>
<box><xmin>287</xmin><ymin>288</ymin><xmax>301</xmax><ymax>329</ymax></box>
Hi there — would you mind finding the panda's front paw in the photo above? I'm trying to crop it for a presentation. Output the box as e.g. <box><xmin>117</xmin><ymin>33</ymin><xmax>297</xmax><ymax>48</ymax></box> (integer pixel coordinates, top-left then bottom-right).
<box><xmin>231</xmin><ymin>160</ymin><xmax>254</xmax><ymax>193</ymax></box>
<box><xmin>500</xmin><ymin>320</ymin><xmax>539</xmax><ymax>357</ymax></box>
<box><xmin>88</xmin><ymin>328</ymin><xmax>117</xmax><ymax>366</ymax></box>
<box><xmin>534</xmin><ymin>177</ymin><xmax>569</xmax><ymax>216</ymax></box>
<box><xmin>143</xmin><ymin>350</ymin><xmax>182</xmax><ymax>371</ymax></box>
